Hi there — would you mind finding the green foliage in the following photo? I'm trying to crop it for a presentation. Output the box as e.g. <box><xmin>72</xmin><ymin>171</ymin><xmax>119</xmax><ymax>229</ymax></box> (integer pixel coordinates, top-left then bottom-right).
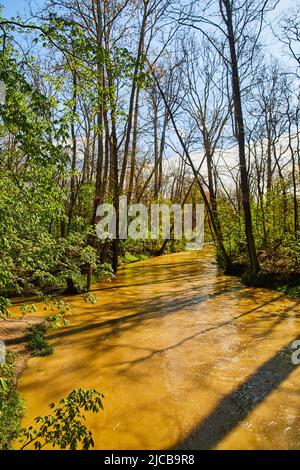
<box><xmin>1</xmin><ymin>354</ymin><xmax>103</xmax><ymax>451</ymax></box>
<box><xmin>0</xmin><ymin>354</ymin><xmax>24</xmax><ymax>450</ymax></box>
<box><xmin>0</xmin><ymin>35</ymin><xmax>111</xmax><ymax>296</ymax></box>
<box><xmin>81</xmin><ymin>293</ymin><xmax>97</xmax><ymax>304</ymax></box>
<box><xmin>19</xmin><ymin>389</ymin><xmax>104</xmax><ymax>450</ymax></box>
<box><xmin>217</xmin><ymin>187</ymin><xmax>300</xmax><ymax>282</ymax></box>
<box><xmin>122</xmin><ymin>251</ymin><xmax>149</xmax><ymax>263</ymax></box>
<box><xmin>27</xmin><ymin>325</ymin><xmax>53</xmax><ymax>357</ymax></box>
<box><xmin>19</xmin><ymin>303</ymin><xmax>37</xmax><ymax>319</ymax></box>
<box><xmin>123</xmin><ymin>252</ymin><xmax>142</xmax><ymax>263</ymax></box>
<box><xmin>95</xmin><ymin>262</ymin><xmax>115</xmax><ymax>278</ymax></box>
<box><xmin>0</xmin><ymin>42</ymin><xmax>69</xmax><ymax>295</ymax></box>
<box><xmin>1</xmin><ymin>3</ymin><xmax>297</xmax><ymax>297</ymax></box>
<box><xmin>277</xmin><ymin>285</ymin><xmax>300</xmax><ymax>299</ymax></box>
<box><xmin>0</xmin><ymin>297</ymin><xmax>12</xmax><ymax>319</ymax></box>
<box><xmin>44</xmin><ymin>299</ymin><xmax>71</xmax><ymax>328</ymax></box>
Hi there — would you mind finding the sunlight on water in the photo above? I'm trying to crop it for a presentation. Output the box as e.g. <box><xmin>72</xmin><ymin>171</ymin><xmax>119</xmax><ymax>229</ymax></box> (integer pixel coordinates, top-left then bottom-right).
<box><xmin>16</xmin><ymin>247</ymin><xmax>300</xmax><ymax>449</ymax></box>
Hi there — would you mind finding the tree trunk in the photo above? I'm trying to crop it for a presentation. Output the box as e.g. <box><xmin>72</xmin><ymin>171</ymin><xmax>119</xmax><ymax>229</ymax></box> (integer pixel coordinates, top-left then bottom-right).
<box><xmin>221</xmin><ymin>0</ymin><xmax>259</xmax><ymax>274</ymax></box>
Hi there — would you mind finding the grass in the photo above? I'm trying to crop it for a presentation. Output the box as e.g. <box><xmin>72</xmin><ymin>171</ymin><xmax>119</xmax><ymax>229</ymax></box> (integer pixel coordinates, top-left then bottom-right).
<box><xmin>122</xmin><ymin>252</ymin><xmax>149</xmax><ymax>264</ymax></box>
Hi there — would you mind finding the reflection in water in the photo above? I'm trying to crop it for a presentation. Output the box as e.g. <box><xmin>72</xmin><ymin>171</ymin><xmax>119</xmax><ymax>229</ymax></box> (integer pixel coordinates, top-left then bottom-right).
<box><xmin>16</xmin><ymin>247</ymin><xmax>300</xmax><ymax>449</ymax></box>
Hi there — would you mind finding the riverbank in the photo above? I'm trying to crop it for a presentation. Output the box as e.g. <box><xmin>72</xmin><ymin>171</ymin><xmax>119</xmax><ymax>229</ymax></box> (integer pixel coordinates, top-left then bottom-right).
<box><xmin>1</xmin><ymin>316</ymin><xmax>45</xmax><ymax>380</ymax></box>
<box><xmin>220</xmin><ymin>244</ymin><xmax>300</xmax><ymax>299</ymax></box>
<box><xmin>1</xmin><ymin>315</ymin><xmax>45</xmax><ymax>449</ymax></box>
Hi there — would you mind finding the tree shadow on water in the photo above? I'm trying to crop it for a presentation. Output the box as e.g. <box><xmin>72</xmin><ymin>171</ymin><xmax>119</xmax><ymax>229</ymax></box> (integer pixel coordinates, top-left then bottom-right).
<box><xmin>175</xmin><ymin>336</ymin><xmax>300</xmax><ymax>449</ymax></box>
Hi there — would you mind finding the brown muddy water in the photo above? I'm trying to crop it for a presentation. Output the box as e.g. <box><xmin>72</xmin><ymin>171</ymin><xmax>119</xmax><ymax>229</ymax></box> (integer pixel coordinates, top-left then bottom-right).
<box><xmin>16</xmin><ymin>247</ymin><xmax>300</xmax><ymax>449</ymax></box>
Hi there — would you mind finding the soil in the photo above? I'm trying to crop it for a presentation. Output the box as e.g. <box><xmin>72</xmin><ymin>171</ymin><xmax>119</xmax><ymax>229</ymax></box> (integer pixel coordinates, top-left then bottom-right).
<box><xmin>0</xmin><ymin>316</ymin><xmax>45</xmax><ymax>380</ymax></box>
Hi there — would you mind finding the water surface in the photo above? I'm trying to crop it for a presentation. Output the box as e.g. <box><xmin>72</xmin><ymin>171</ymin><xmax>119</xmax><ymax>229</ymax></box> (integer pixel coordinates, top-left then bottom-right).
<box><xmin>17</xmin><ymin>248</ymin><xmax>300</xmax><ymax>449</ymax></box>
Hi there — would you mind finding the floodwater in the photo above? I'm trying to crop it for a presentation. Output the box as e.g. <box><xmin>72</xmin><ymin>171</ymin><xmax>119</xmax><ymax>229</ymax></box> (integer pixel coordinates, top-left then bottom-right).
<box><xmin>17</xmin><ymin>247</ymin><xmax>300</xmax><ymax>449</ymax></box>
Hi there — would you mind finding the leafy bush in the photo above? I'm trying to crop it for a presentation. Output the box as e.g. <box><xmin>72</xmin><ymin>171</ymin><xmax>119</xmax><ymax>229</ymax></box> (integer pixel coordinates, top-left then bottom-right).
<box><xmin>81</xmin><ymin>293</ymin><xmax>97</xmax><ymax>304</ymax></box>
<box><xmin>19</xmin><ymin>389</ymin><xmax>104</xmax><ymax>450</ymax></box>
<box><xmin>277</xmin><ymin>285</ymin><xmax>300</xmax><ymax>299</ymax></box>
<box><xmin>257</xmin><ymin>237</ymin><xmax>300</xmax><ymax>275</ymax></box>
<box><xmin>0</xmin><ymin>297</ymin><xmax>12</xmax><ymax>320</ymax></box>
<box><xmin>1</xmin><ymin>356</ymin><xmax>104</xmax><ymax>451</ymax></box>
<box><xmin>27</xmin><ymin>325</ymin><xmax>53</xmax><ymax>357</ymax></box>
<box><xmin>0</xmin><ymin>354</ymin><xmax>24</xmax><ymax>449</ymax></box>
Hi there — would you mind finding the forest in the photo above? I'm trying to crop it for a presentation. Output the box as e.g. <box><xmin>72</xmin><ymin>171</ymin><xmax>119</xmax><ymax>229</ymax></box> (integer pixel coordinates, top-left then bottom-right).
<box><xmin>1</xmin><ymin>0</ymin><xmax>300</xmax><ymax>453</ymax></box>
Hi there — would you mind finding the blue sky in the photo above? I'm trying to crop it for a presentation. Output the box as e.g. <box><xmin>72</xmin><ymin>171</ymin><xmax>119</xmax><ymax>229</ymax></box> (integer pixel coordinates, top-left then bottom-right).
<box><xmin>0</xmin><ymin>0</ymin><xmax>298</xmax><ymax>63</ymax></box>
<box><xmin>1</xmin><ymin>0</ymin><xmax>43</xmax><ymax>18</ymax></box>
<box><xmin>1</xmin><ymin>0</ymin><xmax>26</xmax><ymax>17</ymax></box>
<box><xmin>1</xmin><ymin>0</ymin><xmax>297</xmax><ymax>17</ymax></box>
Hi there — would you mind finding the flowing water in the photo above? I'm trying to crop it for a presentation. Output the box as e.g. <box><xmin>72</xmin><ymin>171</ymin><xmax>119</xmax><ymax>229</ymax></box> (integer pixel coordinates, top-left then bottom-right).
<box><xmin>17</xmin><ymin>247</ymin><xmax>300</xmax><ymax>449</ymax></box>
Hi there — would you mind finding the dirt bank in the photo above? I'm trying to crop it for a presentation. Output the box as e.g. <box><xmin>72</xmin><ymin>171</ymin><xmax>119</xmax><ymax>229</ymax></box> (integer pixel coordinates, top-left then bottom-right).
<box><xmin>1</xmin><ymin>317</ymin><xmax>45</xmax><ymax>380</ymax></box>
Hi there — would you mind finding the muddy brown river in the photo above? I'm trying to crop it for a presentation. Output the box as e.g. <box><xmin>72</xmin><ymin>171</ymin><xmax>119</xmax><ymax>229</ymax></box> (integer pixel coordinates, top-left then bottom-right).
<box><xmin>17</xmin><ymin>247</ymin><xmax>300</xmax><ymax>449</ymax></box>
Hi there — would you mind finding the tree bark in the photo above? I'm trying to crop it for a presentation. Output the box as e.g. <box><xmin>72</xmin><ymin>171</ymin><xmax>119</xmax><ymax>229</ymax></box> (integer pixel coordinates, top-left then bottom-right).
<box><xmin>220</xmin><ymin>0</ymin><xmax>259</xmax><ymax>274</ymax></box>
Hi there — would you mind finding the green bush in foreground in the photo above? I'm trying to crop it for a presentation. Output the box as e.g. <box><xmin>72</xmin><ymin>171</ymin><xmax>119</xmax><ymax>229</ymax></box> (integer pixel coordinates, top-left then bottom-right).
<box><xmin>1</xmin><ymin>353</ymin><xmax>104</xmax><ymax>450</ymax></box>
<box><xmin>0</xmin><ymin>354</ymin><xmax>24</xmax><ymax>450</ymax></box>
<box><xmin>19</xmin><ymin>389</ymin><xmax>104</xmax><ymax>450</ymax></box>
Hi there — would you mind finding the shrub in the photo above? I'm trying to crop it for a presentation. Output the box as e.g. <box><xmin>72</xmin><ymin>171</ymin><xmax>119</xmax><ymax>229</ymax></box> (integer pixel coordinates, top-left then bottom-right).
<box><xmin>0</xmin><ymin>297</ymin><xmax>12</xmax><ymax>320</ymax></box>
<box><xmin>278</xmin><ymin>285</ymin><xmax>300</xmax><ymax>299</ymax></box>
<box><xmin>27</xmin><ymin>325</ymin><xmax>53</xmax><ymax>357</ymax></box>
<box><xmin>0</xmin><ymin>354</ymin><xmax>24</xmax><ymax>449</ymax></box>
<box><xmin>19</xmin><ymin>389</ymin><xmax>104</xmax><ymax>450</ymax></box>
<box><xmin>81</xmin><ymin>293</ymin><xmax>97</xmax><ymax>304</ymax></box>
